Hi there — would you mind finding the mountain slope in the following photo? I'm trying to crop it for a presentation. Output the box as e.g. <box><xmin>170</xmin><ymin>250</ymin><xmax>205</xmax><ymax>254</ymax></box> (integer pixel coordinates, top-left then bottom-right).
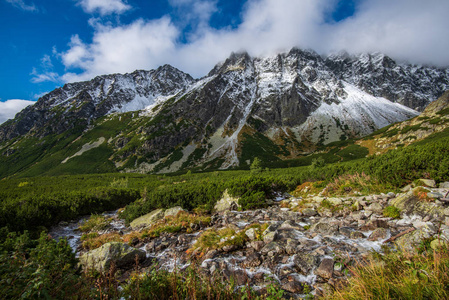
<box><xmin>0</xmin><ymin>49</ymin><xmax>448</xmax><ymax>177</ymax></box>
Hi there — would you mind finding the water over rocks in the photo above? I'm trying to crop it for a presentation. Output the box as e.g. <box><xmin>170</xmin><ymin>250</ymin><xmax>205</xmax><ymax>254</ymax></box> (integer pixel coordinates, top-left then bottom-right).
<box><xmin>50</xmin><ymin>182</ymin><xmax>449</xmax><ymax>298</ymax></box>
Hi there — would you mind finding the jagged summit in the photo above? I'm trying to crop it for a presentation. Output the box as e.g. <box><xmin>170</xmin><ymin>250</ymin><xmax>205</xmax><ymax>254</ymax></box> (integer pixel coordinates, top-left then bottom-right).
<box><xmin>0</xmin><ymin>48</ymin><xmax>448</xmax><ymax>175</ymax></box>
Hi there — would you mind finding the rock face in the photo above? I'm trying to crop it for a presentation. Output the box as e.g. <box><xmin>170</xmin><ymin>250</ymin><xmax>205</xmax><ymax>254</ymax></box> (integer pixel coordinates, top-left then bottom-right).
<box><xmin>164</xmin><ymin>206</ymin><xmax>185</xmax><ymax>218</ymax></box>
<box><xmin>130</xmin><ymin>209</ymin><xmax>165</xmax><ymax>229</ymax></box>
<box><xmin>79</xmin><ymin>242</ymin><xmax>146</xmax><ymax>272</ymax></box>
<box><xmin>1</xmin><ymin>49</ymin><xmax>448</xmax><ymax>176</ymax></box>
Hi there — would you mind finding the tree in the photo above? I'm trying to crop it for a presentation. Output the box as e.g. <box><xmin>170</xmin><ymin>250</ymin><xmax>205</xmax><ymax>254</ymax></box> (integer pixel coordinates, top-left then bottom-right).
<box><xmin>250</xmin><ymin>157</ymin><xmax>263</xmax><ymax>173</ymax></box>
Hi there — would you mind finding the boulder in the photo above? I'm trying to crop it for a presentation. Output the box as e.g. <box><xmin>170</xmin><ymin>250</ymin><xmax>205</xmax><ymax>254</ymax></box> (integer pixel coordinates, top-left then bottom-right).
<box><xmin>79</xmin><ymin>242</ymin><xmax>146</xmax><ymax>272</ymax></box>
<box><xmin>214</xmin><ymin>189</ymin><xmax>240</xmax><ymax>212</ymax></box>
<box><xmin>130</xmin><ymin>209</ymin><xmax>165</xmax><ymax>229</ymax></box>
<box><xmin>164</xmin><ymin>206</ymin><xmax>185</xmax><ymax>218</ymax></box>
<box><xmin>439</xmin><ymin>182</ymin><xmax>449</xmax><ymax>189</ymax></box>
<box><xmin>418</xmin><ymin>179</ymin><xmax>436</xmax><ymax>188</ymax></box>
<box><xmin>396</xmin><ymin>228</ymin><xmax>433</xmax><ymax>253</ymax></box>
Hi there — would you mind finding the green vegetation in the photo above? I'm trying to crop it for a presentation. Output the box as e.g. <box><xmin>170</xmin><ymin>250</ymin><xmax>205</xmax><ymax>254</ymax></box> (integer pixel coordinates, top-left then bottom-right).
<box><xmin>383</xmin><ymin>206</ymin><xmax>401</xmax><ymax>219</ymax></box>
<box><xmin>326</xmin><ymin>244</ymin><xmax>449</xmax><ymax>300</ymax></box>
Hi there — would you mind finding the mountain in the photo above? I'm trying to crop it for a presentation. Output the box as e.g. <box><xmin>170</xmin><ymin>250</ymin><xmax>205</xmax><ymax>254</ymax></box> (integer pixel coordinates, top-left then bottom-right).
<box><xmin>0</xmin><ymin>48</ymin><xmax>448</xmax><ymax>177</ymax></box>
<box><xmin>357</xmin><ymin>90</ymin><xmax>449</xmax><ymax>154</ymax></box>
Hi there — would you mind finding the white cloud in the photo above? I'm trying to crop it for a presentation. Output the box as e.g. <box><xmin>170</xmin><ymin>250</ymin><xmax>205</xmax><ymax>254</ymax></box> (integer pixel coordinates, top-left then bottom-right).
<box><xmin>5</xmin><ymin>0</ymin><xmax>37</xmax><ymax>12</ymax></box>
<box><xmin>77</xmin><ymin>0</ymin><xmax>131</xmax><ymax>15</ymax></box>
<box><xmin>0</xmin><ymin>100</ymin><xmax>35</xmax><ymax>125</ymax></box>
<box><xmin>58</xmin><ymin>0</ymin><xmax>449</xmax><ymax>82</ymax></box>
<box><xmin>30</xmin><ymin>54</ymin><xmax>61</xmax><ymax>83</ymax></box>
<box><xmin>61</xmin><ymin>18</ymin><xmax>179</xmax><ymax>82</ymax></box>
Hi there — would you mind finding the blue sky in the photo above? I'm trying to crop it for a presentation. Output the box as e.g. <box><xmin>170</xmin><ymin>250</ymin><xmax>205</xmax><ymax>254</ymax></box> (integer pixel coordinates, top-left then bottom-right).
<box><xmin>1</xmin><ymin>0</ymin><xmax>448</xmax><ymax>124</ymax></box>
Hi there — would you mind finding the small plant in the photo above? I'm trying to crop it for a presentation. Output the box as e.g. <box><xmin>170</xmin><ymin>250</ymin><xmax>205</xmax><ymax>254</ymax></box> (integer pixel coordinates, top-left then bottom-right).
<box><xmin>311</xmin><ymin>157</ymin><xmax>325</xmax><ymax>169</ymax></box>
<box><xmin>383</xmin><ymin>206</ymin><xmax>401</xmax><ymax>219</ymax></box>
<box><xmin>413</xmin><ymin>187</ymin><xmax>433</xmax><ymax>202</ymax></box>
<box><xmin>80</xmin><ymin>232</ymin><xmax>122</xmax><ymax>250</ymax></box>
<box><xmin>110</xmin><ymin>177</ymin><xmax>128</xmax><ymax>188</ymax></box>
<box><xmin>79</xmin><ymin>214</ymin><xmax>112</xmax><ymax>232</ymax></box>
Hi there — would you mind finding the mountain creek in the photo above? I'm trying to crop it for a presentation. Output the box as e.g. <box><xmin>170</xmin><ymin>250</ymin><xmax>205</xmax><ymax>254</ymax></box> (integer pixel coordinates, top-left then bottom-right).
<box><xmin>49</xmin><ymin>182</ymin><xmax>449</xmax><ymax>298</ymax></box>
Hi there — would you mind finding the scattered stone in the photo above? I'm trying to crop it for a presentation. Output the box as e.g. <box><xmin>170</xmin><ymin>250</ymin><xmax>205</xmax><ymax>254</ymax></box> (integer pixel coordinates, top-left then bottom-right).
<box><xmin>327</xmin><ymin>198</ymin><xmax>343</xmax><ymax>205</ymax></box>
<box><xmin>164</xmin><ymin>206</ymin><xmax>185</xmax><ymax>218</ymax></box>
<box><xmin>214</xmin><ymin>189</ymin><xmax>240</xmax><ymax>212</ymax></box>
<box><xmin>339</xmin><ymin>227</ymin><xmax>354</xmax><ymax>238</ymax></box>
<box><xmin>396</xmin><ymin>228</ymin><xmax>433</xmax><ymax>253</ymax></box>
<box><xmin>263</xmin><ymin>231</ymin><xmax>279</xmax><ymax>243</ymax></box>
<box><xmin>294</xmin><ymin>253</ymin><xmax>319</xmax><ymax>275</ymax></box>
<box><xmin>242</xmin><ymin>253</ymin><xmax>262</xmax><ymax>268</ymax></box>
<box><xmin>350</xmin><ymin>231</ymin><xmax>366</xmax><ymax>239</ymax></box>
<box><xmin>315</xmin><ymin>258</ymin><xmax>334</xmax><ymax>279</ymax></box>
<box><xmin>309</xmin><ymin>221</ymin><xmax>339</xmax><ymax>235</ymax></box>
<box><xmin>282</xmin><ymin>281</ymin><xmax>304</xmax><ymax>293</ymax></box>
<box><xmin>245</xmin><ymin>228</ymin><xmax>257</xmax><ymax>241</ymax></box>
<box><xmin>130</xmin><ymin>209</ymin><xmax>165</xmax><ymax>229</ymax></box>
<box><xmin>401</xmin><ymin>185</ymin><xmax>413</xmax><ymax>192</ymax></box>
<box><xmin>427</xmin><ymin>192</ymin><xmax>443</xmax><ymax>199</ymax></box>
<box><xmin>439</xmin><ymin>182</ymin><xmax>449</xmax><ymax>189</ymax></box>
<box><xmin>430</xmin><ymin>239</ymin><xmax>445</xmax><ymax>250</ymax></box>
<box><xmin>367</xmin><ymin>202</ymin><xmax>383</xmax><ymax>213</ymax></box>
<box><xmin>387</xmin><ymin>192</ymin><xmax>396</xmax><ymax>198</ymax></box>
<box><xmin>248</xmin><ymin>241</ymin><xmax>264</xmax><ymax>251</ymax></box>
<box><xmin>368</xmin><ymin>228</ymin><xmax>388</xmax><ymax>241</ymax></box>
<box><xmin>418</xmin><ymin>179</ymin><xmax>436</xmax><ymax>188</ymax></box>
<box><xmin>302</xmin><ymin>208</ymin><xmax>318</xmax><ymax>217</ymax></box>
<box><xmin>361</xmin><ymin>219</ymin><xmax>388</xmax><ymax>231</ymax></box>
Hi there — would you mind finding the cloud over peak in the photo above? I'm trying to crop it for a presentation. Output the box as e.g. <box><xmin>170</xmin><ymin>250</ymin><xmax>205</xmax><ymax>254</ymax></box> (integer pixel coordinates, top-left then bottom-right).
<box><xmin>0</xmin><ymin>100</ymin><xmax>34</xmax><ymax>125</ymax></box>
<box><xmin>52</xmin><ymin>0</ymin><xmax>449</xmax><ymax>83</ymax></box>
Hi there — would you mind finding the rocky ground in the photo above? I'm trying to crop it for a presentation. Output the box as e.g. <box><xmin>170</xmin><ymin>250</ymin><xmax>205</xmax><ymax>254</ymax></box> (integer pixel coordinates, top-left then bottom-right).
<box><xmin>50</xmin><ymin>179</ymin><xmax>449</xmax><ymax>299</ymax></box>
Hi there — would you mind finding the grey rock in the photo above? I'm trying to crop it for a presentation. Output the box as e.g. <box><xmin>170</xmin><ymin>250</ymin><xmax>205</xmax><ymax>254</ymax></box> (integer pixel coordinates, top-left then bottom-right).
<box><xmin>315</xmin><ymin>258</ymin><xmax>334</xmax><ymax>279</ymax></box>
<box><xmin>263</xmin><ymin>231</ymin><xmax>279</xmax><ymax>243</ymax></box>
<box><xmin>309</xmin><ymin>221</ymin><xmax>339</xmax><ymax>235</ymax></box>
<box><xmin>164</xmin><ymin>206</ymin><xmax>185</xmax><ymax>218</ymax></box>
<box><xmin>294</xmin><ymin>253</ymin><xmax>319</xmax><ymax>274</ymax></box>
<box><xmin>367</xmin><ymin>202</ymin><xmax>383</xmax><ymax>213</ymax></box>
<box><xmin>427</xmin><ymin>192</ymin><xmax>444</xmax><ymax>199</ymax></box>
<box><xmin>79</xmin><ymin>242</ymin><xmax>146</xmax><ymax>272</ymax></box>
<box><xmin>302</xmin><ymin>208</ymin><xmax>318</xmax><ymax>217</ymax></box>
<box><xmin>418</xmin><ymin>179</ymin><xmax>436</xmax><ymax>187</ymax></box>
<box><xmin>281</xmin><ymin>281</ymin><xmax>304</xmax><ymax>294</ymax></box>
<box><xmin>130</xmin><ymin>209</ymin><xmax>165</xmax><ymax>229</ymax></box>
<box><xmin>439</xmin><ymin>182</ymin><xmax>449</xmax><ymax>189</ymax></box>
<box><xmin>368</xmin><ymin>228</ymin><xmax>388</xmax><ymax>241</ymax></box>
<box><xmin>214</xmin><ymin>189</ymin><xmax>240</xmax><ymax>212</ymax></box>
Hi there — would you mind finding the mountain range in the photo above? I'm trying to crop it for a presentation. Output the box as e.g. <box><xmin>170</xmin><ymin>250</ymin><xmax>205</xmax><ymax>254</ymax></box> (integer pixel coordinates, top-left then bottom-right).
<box><xmin>1</xmin><ymin>48</ymin><xmax>448</xmax><ymax>177</ymax></box>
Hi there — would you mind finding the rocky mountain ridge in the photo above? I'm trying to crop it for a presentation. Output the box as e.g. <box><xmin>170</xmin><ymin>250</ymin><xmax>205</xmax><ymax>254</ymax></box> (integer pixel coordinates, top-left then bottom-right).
<box><xmin>1</xmin><ymin>48</ymin><xmax>448</xmax><ymax>176</ymax></box>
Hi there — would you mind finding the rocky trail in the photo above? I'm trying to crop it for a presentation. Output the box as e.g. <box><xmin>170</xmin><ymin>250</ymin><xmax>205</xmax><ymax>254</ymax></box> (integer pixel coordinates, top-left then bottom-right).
<box><xmin>50</xmin><ymin>180</ymin><xmax>449</xmax><ymax>298</ymax></box>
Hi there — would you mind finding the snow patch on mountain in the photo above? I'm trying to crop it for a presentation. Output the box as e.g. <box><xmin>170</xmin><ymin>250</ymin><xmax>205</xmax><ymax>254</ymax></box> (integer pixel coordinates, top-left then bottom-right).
<box><xmin>298</xmin><ymin>83</ymin><xmax>419</xmax><ymax>144</ymax></box>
